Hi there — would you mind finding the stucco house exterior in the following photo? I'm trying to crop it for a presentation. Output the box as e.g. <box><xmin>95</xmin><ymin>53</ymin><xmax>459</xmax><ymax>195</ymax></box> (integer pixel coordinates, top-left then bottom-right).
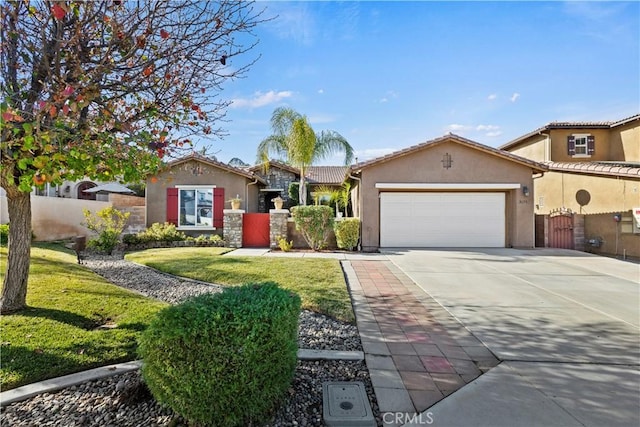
<box><xmin>145</xmin><ymin>153</ymin><xmax>267</xmax><ymax>236</ymax></box>
<box><xmin>348</xmin><ymin>134</ymin><xmax>547</xmax><ymax>251</ymax></box>
<box><xmin>499</xmin><ymin>114</ymin><xmax>640</xmax><ymax>258</ymax></box>
<box><xmin>499</xmin><ymin>114</ymin><xmax>640</xmax><ymax>215</ymax></box>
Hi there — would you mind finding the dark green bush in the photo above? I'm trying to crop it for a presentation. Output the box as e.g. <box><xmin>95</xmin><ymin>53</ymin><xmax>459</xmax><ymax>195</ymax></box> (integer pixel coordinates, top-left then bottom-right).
<box><xmin>139</xmin><ymin>283</ymin><xmax>301</xmax><ymax>426</ymax></box>
<box><xmin>334</xmin><ymin>218</ymin><xmax>360</xmax><ymax>251</ymax></box>
<box><xmin>291</xmin><ymin>205</ymin><xmax>334</xmax><ymax>251</ymax></box>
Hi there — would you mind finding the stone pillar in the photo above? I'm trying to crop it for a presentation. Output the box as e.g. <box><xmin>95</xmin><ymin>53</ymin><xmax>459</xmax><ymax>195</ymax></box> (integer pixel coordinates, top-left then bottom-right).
<box><xmin>223</xmin><ymin>209</ymin><xmax>244</xmax><ymax>248</ymax></box>
<box><xmin>269</xmin><ymin>209</ymin><xmax>289</xmax><ymax>248</ymax></box>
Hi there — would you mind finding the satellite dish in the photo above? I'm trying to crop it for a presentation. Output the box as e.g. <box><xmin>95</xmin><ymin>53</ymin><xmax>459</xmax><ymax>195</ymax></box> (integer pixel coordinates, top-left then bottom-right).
<box><xmin>576</xmin><ymin>189</ymin><xmax>591</xmax><ymax>207</ymax></box>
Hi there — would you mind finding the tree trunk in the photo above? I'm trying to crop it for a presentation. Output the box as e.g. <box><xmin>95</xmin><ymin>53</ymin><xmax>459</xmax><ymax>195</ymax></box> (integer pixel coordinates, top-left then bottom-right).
<box><xmin>1</xmin><ymin>191</ymin><xmax>31</xmax><ymax>313</ymax></box>
<box><xmin>299</xmin><ymin>173</ymin><xmax>307</xmax><ymax>206</ymax></box>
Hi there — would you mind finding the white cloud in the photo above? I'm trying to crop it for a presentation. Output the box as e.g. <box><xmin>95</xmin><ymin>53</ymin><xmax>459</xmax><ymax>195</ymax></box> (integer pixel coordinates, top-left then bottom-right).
<box><xmin>445</xmin><ymin>124</ymin><xmax>472</xmax><ymax>133</ymax></box>
<box><xmin>378</xmin><ymin>90</ymin><xmax>399</xmax><ymax>103</ymax></box>
<box><xmin>510</xmin><ymin>93</ymin><xmax>520</xmax><ymax>102</ymax></box>
<box><xmin>318</xmin><ymin>89</ymin><xmax>324</xmax><ymax>94</ymax></box>
<box><xmin>231</xmin><ymin>90</ymin><xmax>293</xmax><ymax>109</ymax></box>
<box><xmin>487</xmin><ymin>94</ymin><xmax>498</xmax><ymax>101</ymax></box>
<box><xmin>355</xmin><ymin>147</ymin><xmax>397</xmax><ymax>161</ymax></box>
<box><xmin>485</xmin><ymin>131</ymin><xmax>503</xmax><ymax>137</ymax></box>
<box><xmin>476</xmin><ymin>125</ymin><xmax>500</xmax><ymax>132</ymax></box>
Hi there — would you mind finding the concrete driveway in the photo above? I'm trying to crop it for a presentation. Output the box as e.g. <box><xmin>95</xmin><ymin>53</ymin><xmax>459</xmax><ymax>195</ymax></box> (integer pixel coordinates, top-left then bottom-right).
<box><xmin>383</xmin><ymin>248</ymin><xmax>640</xmax><ymax>427</ymax></box>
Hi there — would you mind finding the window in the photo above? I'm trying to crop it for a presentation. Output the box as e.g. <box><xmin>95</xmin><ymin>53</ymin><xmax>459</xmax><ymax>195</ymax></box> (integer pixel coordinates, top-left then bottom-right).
<box><xmin>567</xmin><ymin>134</ymin><xmax>595</xmax><ymax>157</ymax></box>
<box><xmin>179</xmin><ymin>188</ymin><xmax>213</xmax><ymax>227</ymax></box>
<box><xmin>167</xmin><ymin>186</ymin><xmax>224</xmax><ymax>229</ymax></box>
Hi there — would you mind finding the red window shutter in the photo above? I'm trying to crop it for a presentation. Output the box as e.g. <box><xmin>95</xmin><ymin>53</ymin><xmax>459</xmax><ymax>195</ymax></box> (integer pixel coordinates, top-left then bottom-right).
<box><xmin>587</xmin><ymin>135</ymin><xmax>595</xmax><ymax>155</ymax></box>
<box><xmin>213</xmin><ymin>188</ymin><xmax>224</xmax><ymax>228</ymax></box>
<box><xmin>567</xmin><ymin>135</ymin><xmax>576</xmax><ymax>156</ymax></box>
<box><xmin>166</xmin><ymin>188</ymin><xmax>179</xmax><ymax>225</ymax></box>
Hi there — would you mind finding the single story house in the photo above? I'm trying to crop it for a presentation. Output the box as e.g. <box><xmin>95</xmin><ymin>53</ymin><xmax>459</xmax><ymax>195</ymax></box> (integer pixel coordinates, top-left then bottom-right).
<box><xmin>145</xmin><ymin>153</ymin><xmax>267</xmax><ymax>234</ymax></box>
<box><xmin>348</xmin><ymin>134</ymin><xmax>547</xmax><ymax>251</ymax></box>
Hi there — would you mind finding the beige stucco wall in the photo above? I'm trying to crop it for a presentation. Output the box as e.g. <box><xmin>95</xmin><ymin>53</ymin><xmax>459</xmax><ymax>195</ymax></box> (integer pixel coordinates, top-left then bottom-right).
<box><xmin>0</xmin><ymin>195</ymin><xmax>110</xmax><ymax>241</ymax></box>
<box><xmin>533</xmin><ymin>172</ymin><xmax>640</xmax><ymax>215</ymax></box>
<box><xmin>509</xmin><ymin>134</ymin><xmax>548</xmax><ymax>162</ymax></box>
<box><xmin>507</xmin><ymin>119</ymin><xmax>639</xmax><ymax>163</ymax></box>
<box><xmin>146</xmin><ymin>159</ymin><xmax>261</xmax><ymax>231</ymax></box>
<box><xmin>584</xmin><ymin>211</ymin><xmax>640</xmax><ymax>259</ymax></box>
<box><xmin>610</xmin><ymin>121</ymin><xmax>640</xmax><ymax>162</ymax></box>
<box><xmin>355</xmin><ymin>140</ymin><xmax>537</xmax><ymax>250</ymax></box>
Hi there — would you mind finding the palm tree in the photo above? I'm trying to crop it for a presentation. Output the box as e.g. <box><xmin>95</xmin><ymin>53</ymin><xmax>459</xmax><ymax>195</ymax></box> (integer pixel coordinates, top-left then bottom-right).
<box><xmin>257</xmin><ymin>107</ymin><xmax>354</xmax><ymax>206</ymax></box>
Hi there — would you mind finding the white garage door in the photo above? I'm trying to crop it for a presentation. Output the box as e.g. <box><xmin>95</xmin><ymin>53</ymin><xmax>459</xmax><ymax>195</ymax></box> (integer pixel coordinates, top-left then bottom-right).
<box><xmin>380</xmin><ymin>192</ymin><xmax>505</xmax><ymax>247</ymax></box>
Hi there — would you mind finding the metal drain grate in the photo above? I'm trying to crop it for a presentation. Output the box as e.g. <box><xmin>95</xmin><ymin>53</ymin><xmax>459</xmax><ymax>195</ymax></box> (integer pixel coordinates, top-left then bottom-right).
<box><xmin>322</xmin><ymin>381</ymin><xmax>376</xmax><ymax>426</ymax></box>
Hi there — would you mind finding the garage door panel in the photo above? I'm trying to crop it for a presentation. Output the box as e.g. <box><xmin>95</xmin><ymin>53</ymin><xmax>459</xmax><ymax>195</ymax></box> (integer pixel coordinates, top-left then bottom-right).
<box><xmin>380</xmin><ymin>192</ymin><xmax>505</xmax><ymax>247</ymax></box>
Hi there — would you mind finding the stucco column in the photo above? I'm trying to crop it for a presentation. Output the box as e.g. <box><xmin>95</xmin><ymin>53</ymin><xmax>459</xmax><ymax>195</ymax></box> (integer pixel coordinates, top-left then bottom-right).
<box><xmin>223</xmin><ymin>209</ymin><xmax>244</xmax><ymax>248</ymax></box>
<box><xmin>269</xmin><ymin>209</ymin><xmax>289</xmax><ymax>248</ymax></box>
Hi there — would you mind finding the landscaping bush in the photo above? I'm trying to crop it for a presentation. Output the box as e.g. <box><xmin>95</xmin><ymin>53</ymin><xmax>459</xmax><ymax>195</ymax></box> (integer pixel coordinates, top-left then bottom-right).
<box><xmin>138</xmin><ymin>283</ymin><xmax>301</xmax><ymax>426</ymax></box>
<box><xmin>83</xmin><ymin>206</ymin><xmax>130</xmax><ymax>254</ymax></box>
<box><xmin>135</xmin><ymin>222</ymin><xmax>187</xmax><ymax>242</ymax></box>
<box><xmin>0</xmin><ymin>224</ymin><xmax>8</xmax><ymax>246</ymax></box>
<box><xmin>291</xmin><ymin>205</ymin><xmax>334</xmax><ymax>251</ymax></box>
<box><xmin>334</xmin><ymin>218</ymin><xmax>360</xmax><ymax>251</ymax></box>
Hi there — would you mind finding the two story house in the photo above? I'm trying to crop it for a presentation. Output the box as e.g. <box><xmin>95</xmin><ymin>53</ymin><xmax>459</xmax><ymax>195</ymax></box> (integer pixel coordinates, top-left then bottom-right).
<box><xmin>500</xmin><ymin>114</ymin><xmax>640</xmax><ymax>257</ymax></box>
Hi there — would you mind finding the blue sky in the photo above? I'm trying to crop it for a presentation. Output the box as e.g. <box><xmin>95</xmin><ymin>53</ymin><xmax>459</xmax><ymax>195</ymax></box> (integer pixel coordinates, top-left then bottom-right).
<box><xmin>208</xmin><ymin>1</ymin><xmax>639</xmax><ymax>165</ymax></box>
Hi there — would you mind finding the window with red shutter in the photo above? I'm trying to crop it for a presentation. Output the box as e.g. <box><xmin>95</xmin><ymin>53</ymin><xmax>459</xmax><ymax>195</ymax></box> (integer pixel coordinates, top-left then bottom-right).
<box><xmin>166</xmin><ymin>188</ymin><xmax>178</xmax><ymax>225</ymax></box>
<box><xmin>213</xmin><ymin>188</ymin><xmax>224</xmax><ymax>228</ymax></box>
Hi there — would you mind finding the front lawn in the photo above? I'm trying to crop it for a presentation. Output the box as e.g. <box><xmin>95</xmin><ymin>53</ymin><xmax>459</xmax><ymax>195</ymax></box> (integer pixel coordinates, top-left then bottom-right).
<box><xmin>0</xmin><ymin>243</ymin><xmax>168</xmax><ymax>390</ymax></box>
<box><xmin>126</xmin><ymin>247</ymin><xmax>354</xmax><ymax>323</ymax></box>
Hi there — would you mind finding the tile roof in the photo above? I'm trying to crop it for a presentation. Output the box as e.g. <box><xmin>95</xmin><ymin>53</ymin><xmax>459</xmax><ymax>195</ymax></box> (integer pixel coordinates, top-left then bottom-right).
<box><xmin>351</xmin><ymin>133</ymin><xmax>547</xmax><ymax>173</ymax></box>
<box><xmin>500</xmin><ymin>114</ymin><xmax>640</xmax><ymax>150</ymax></box>
<box><xmin>165</xmin><ymin>153</ymin><xmax>267</xmax><ymax>184</ymax></box>
<box><xmin>545</xmin><ymin>161</ymin><xmax>640</xmax><ymax>179</ymax></box>
<box><xmin>305</xmin><ymin>166</ymin><xmax>349</xmax><ymax>185</ymax></box>
<box><xmin>247</xmin><ymin>160</ymin><xmax>300</xmax><ymax>175</ymax></box>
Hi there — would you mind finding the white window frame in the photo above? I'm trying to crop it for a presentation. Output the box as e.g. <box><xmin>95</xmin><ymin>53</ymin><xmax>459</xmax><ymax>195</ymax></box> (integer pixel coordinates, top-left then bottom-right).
<box><xmin>175</xmin><ymin>185</ymin><xmax>216</xmax><ymax>230</ymax></box>
<box><xmin>572</xmin><ymin>133</ymin><xmax>591</xmax><ymax>158</ymax></box>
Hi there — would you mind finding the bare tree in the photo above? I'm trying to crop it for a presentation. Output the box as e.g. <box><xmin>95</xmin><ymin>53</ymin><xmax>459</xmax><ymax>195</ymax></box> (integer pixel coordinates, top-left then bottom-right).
<box><xmin>0</xmin><ymin>0</ymin><xmax>266</xmax><ymax>313</ymax></box>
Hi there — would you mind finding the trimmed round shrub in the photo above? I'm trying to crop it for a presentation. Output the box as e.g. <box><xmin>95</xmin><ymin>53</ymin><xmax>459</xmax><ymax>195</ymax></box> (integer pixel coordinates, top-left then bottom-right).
<box><xmin>334</xmin><ymin>218</ymin><xmax>360</xmax><ymax>251</ymax></box>
<box><xmin>138</xmin><ymin>283</ymin><xmax>301</xmax><ymax>426</ymax></box>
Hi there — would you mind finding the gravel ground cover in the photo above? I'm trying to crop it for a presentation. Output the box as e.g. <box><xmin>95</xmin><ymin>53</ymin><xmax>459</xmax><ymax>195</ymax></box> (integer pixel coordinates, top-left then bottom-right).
<box><xmin>2</xmin><ymin>255</ymin><xmax>381</xmax><ymax>426</ymax></box>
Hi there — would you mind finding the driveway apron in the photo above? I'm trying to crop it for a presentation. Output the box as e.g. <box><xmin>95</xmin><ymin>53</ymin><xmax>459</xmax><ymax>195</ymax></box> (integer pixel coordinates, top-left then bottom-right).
<box><xmin>383</xmin><ymin>248</ymin><xmax>640</xmax><ymax>427</ymax></box>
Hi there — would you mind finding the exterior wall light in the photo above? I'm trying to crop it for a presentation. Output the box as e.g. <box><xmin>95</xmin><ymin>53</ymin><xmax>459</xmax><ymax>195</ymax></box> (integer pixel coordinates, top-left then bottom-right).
<box><xmin>522</xmin><ymin>186</ymin><xmax>530</xmax><ymax>197</ymax></box>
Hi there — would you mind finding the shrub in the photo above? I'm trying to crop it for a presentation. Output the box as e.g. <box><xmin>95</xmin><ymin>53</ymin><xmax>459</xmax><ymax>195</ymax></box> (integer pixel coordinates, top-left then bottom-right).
<box><xmin>291</xmin><ymin>205</ymin><xmax>334</xmax><ymax>251</ymax></box>
<box><xmin>83</xmin><ymin>207</ymin><xmax>130</xmax><ymax>254</ymax></box>
<box><xmin>334</xmin><ymin>218</ymin><xmax>360</xmax><ymax>251</ymax></box>
<box><xmin>0</xmin><ymin>224</ymin><xmax>8</xmax><ymax>246</ymax></box>
<box><xmin>135</xmin><ymin>222</ymin><xmax>187</xmax><ymax>242</ymax></box>
<box><xmin>277</xmin><ymin>235</ymin><xmax>293</xmax><ymax>252</ymax></box>
<box><xmin>139</xmin><ymin>284</ymin><xmax>301</xmax><ymax>426</ymax></box>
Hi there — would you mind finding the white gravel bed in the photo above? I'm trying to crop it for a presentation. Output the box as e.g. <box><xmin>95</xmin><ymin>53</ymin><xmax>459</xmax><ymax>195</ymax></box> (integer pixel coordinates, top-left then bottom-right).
<box><xmin>0</xmin><ymin>254</ymin><xmax>380</xmax><ymax>426</ymax></box>
<box><xmin>2</xmin><ymin>361</ymin><xmax>382</xmax><ymax>426</ymax></box>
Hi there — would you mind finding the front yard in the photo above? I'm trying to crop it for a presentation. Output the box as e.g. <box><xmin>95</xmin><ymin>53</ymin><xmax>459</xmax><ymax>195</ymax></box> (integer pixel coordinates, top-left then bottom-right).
<box><xmin>126</xmin><ymin>247</ymin><xmax>354</xmax><ymax>322</ymax></box>
<box><xmin>0</xmin><ymin>244</ymin><xmax>168</xmax><ymax>390</ymax></box>
<box><xmin>0</xmin><ymin>244</ymin><xmax>354</xmax><ymax>390</ymax></box>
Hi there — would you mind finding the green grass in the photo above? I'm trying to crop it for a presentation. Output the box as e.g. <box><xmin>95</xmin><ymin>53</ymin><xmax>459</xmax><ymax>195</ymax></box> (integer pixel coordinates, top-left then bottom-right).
<box><xmin>0</xmin><ymin>243</ymin><xmax>168</xmax><ymax>390</ymax></box>
<box><xmin>126</xmin><ymin>247</ymin><xmax>354</xmax><ymax>323</ymax></box>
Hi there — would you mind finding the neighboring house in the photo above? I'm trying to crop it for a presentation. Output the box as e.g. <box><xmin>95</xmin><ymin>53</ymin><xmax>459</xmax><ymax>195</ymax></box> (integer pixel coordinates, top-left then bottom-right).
<box><xmin>348</xmin><ymin>134</ymin><xmax>547</xmax><ymax>251</ymax></box>
<box><xmin>500</xmin><ymin>114</ymin><xmax>640</xmax><ymax>257</ymax></box>
<box><xmin>146</xmin><ymin>153</ymin><xmax>267</xmax><ymax>235</ymax></box>
<box><xmin>499</xmin><ymin>114</ymin><xmax>640</xmax><ymax>214</ymax></box>
<box><xmin>32</xmin><ymin>179</ymin><xmax>112</xmax><ymax>201</ymax></box>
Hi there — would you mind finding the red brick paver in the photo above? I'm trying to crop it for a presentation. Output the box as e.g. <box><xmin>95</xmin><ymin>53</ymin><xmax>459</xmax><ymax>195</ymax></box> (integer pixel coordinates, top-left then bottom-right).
<box><xmin>349</xmin><ymin>260</ymin><xmax>500</xmax><ymax>414</ymax></box>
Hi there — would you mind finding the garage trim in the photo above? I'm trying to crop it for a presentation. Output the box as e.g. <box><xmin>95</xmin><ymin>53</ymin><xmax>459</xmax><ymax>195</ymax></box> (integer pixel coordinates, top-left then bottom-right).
<box><xmin>375</xmin><ymin>183</ymin><xmax>521</xmax><ymax>190</ymax></box>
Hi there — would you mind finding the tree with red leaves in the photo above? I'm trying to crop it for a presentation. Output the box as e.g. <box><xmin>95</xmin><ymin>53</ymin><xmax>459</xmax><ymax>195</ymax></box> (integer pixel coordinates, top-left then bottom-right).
<box><xmin>0</xmin><ymin>0</ymin><xmax>266</xmax><ymax>313</ymax></box>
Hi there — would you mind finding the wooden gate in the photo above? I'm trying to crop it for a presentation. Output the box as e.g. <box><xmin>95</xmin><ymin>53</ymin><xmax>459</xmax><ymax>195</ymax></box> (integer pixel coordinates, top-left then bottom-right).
<box><xmin>242</xmin><ymin>213</ymin><xmax>270</xmax><ymax>248</ymax></box>
<box><xmin>548</xmin><ymin>209</ymin><xmax>574</xmax><ymax>249</ymax></box>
